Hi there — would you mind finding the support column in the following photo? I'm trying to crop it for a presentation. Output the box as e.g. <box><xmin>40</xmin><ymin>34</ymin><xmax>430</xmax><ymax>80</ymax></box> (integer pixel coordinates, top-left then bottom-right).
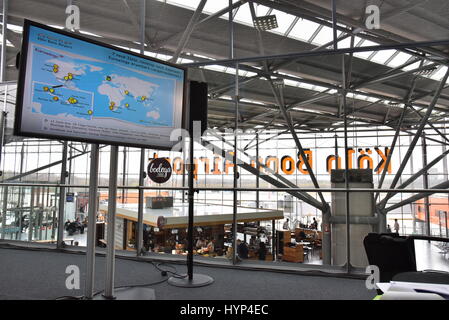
<box><xmin>84</xmin><ymin>144</ymin><xmax>100</xmax><ymax>299</ymax></box>
<box><xmin>104</xmin><ymin>145</ymin><xmax>118</xmax><ymax>299</ymax></box>
<box><xmin>322</xmin><ymin>206</ymin><xmax>331</xmax><ymax>265</ymax></box>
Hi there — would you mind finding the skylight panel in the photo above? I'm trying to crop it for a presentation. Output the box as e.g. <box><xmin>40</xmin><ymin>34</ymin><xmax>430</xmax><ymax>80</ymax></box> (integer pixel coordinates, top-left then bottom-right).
<box><xmin>369</xmin><ymin>49</ymin><xmax>397</xmax><ymax>65</ymax></box>
<box><xmin>431</xmin><ymin>66</ymin><xmax>448</xmax><ymax>81</ymax></box>
<box><xmin>311</xmin><ymin>26</ymin><xmax>335</xmax><ymax>46</ymax></box>
<box><xmin>225</xmin><ymin>67</ymin><xmax>248</xmax><ymax>77</ymax></box>
<box><xmin>202</xmin><ymin>1</ymin><xmax>228</xmax><ymax>15</ymax></box>
<box><xmin>386</xmin><ymin>51</ymin><xmax>413</xmax><ymax>67</ymax></box>
<box><xmin>402</xmin><ymin>60</ymin><xmax>421</xmax><ymax>71</ymax></box>
<box><xmin>284</xmin><ymin>79</ymin><xmax>299</xmax><ymax>87</ymax></box>
<box><xmin>335</xmin><ymin>33</ymin><xmax>351</xmax><ymax>48</ymax></box>
<box><xmin>204</xmin><ymin>65</ymin><xmax>227</xmax><ymax>73</ymax></box>
<box><xmin>233</xmin><ymin>3</ymin><xmax>253</xmax><ymax>26</ymax></box>
<box><xmin>6</xmin><ymin>24</ymin><xmax>23</xmax><ymax>33</ymax></box>
<box><xmin>155</xmin><ymin>53</ymin><xmax>172</xmax><ymax>61</ymax></box>
<box><xmin>254</xmin><ymin>4</ymin><xmax>272</xmax><ymax>17</ymax></box>
<box><xmin>288</xmin><ymin>19</ymin><xmax>322</xmax><ymax>42</ymax></box>
<box><xmin>163</xmin><ymin>0</ymin><xmax>201</xmax><ymax>10</ymax></box>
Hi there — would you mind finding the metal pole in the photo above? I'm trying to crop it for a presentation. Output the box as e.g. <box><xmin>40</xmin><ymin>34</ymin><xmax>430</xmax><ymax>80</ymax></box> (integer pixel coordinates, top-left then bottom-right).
<box><xmin>169</xmin><ymin>0</ymin><xmax>207</xmax><ymax>63</ymax></box>
<box><xmin>228</xmin><ymin>0</ymin><xmax>239</xmax><ymax>265</ymax></box>
<box><xmin>232</xmin><ymin>63</ymin><xmax>239</xmax><ymax>265</ymax></box>
<box><xmin>35</xmin><ymin>187</ymin><xmax>40</xmax><ymax>240</ymax></box>
<box><xmin>272</xmin><ymin>219</ymin><xmax>275</xmax><ymax>261</ymax></box>
<box><xmin>341</xmin><ymin>54</ymin><xmax>351</xmax><ymax>272</ymax></box>
<box><xmin>28</xmin><ymin>187</ymin><xmax>34</xmax><ymax>242</ymax></box>
<box><xmin>1</xmin><ymin>185</ymin><xmax>7</xmax><ymax>239</ymax></box>
<box><xmin>256</xmin><ymin>132</ymin><xmax>259</xmax><ymax>208</ymax></box>
<box><xmin>136</xmin><ymin>0</ymin><xmax>146</xmax><ymax>257</ymax></box>
<box><xmin>374</xmin><ymin>105</ymin><xmax>408</xmax><ymax>202</ymax></box>
<box><xmin>444</xmin><ymin>125</ymin><xmax>449</xmax><ymax>238</ymax></box>
<box><xmin>331</xmin><ymin>0</ymin><xmax>338</xmax><ymax>50</ymax></box>
<box><xmin>187</xmin><ymin>134</ymin><xmax>194</xmax><ymax>279</ymax></box>
<box><xmin>334</xmin><ymin>134</ymin><xmax>338</xmax><ymax>169</ymax></box>
<box><xmin>57</xmin><ymin>141</ymin><xmax>68</xmax><ymax>248</ymax></box>
<box><xmin>422</xmin><ymin>133</ymin><xmax>431</xmax><ymax>237</ymax></box>
<box><xmin>385</xmin><ymin>180</ymin><xmax>449</xmax><ymax>212</ymax></box>
<box><xmin>121</xmin><ymin>147</ymin><xmax>126</xmax><ymax>204</ymax></box>
<box><xmin>84</xmin><ymin>144</ymin><xmax>99</xmax><ymax>299</ymax></box>
<box><xmin>0</xmin><ymin>0</ymin><xmax>8</xmax><ymax>83</ymax></box>
<box><xmin>0</xmin><ymin>111</ymin><xmax>5</xmax><ymax>176</ymax></box>
<box><xmin>445</xmin><ymin>211</ymin><xmax>448</xmax><ymax>239</ymax></box>
<box><xmin>104</xmin><ymin>145</ymin><xmax>118</xmax><ymax>299</ymax></box>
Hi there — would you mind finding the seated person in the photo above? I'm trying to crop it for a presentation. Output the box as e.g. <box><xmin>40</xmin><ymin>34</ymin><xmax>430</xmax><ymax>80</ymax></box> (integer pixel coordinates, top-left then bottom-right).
<box><xmin>206</xmin><ymin>239</ymin><xmax>215</xmax><ymax>253</ymax></box>
<box><xmin>225</xmin><ymin>246</ymin><xmax>234</xmax><ymax>260</ymax></box>
<box><xmin>298</xmin><ymin>230</ymin><xmax>307</xmax><ymax>240</ymax></box>
<box><xmin>196</xmin><ymin>237</ymin><xmax>206</xmax><ymax>249</ymax></box>
<box><xmin>237</xmin><ymin>239</ymin><xmax>249</xmax><ymax>259</ymax></box>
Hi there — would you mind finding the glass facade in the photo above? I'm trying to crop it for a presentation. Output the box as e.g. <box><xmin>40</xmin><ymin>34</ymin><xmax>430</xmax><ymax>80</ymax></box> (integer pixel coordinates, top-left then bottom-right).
<box><xmin>1</xmin><ymin>125</ymin><xmax>448</xmax><ymax>269</ymax></box>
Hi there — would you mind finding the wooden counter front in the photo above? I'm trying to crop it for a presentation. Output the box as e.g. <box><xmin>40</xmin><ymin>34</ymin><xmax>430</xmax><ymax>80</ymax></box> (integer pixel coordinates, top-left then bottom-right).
<box><xmin>282</xmin><ymin>245</ymin><xmax>304</xmax><ymax>263</ymax></box>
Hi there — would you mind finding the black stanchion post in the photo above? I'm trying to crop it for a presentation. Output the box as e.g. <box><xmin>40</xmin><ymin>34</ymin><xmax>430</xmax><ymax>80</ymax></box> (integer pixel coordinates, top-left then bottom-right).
<box><xmin>168</xmin><ymin>81</ymin><xmax>213</xmax><ymax>288</ymax></box>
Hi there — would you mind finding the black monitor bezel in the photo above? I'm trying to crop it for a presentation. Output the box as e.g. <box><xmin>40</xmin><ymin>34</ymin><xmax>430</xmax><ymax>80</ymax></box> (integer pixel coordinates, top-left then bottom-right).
<box><xmin>14</xmin><ymin>19</ymin><xmax>188</xmax><ymax>150</ymax></box>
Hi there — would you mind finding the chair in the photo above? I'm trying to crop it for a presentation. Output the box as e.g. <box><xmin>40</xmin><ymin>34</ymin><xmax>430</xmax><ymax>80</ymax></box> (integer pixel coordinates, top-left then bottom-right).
<box><xmin>363</xmin><ymin>233</ymin><xmax>417</xmax><ymax>284</ymax></box>
<box><xmin>364</xmin><ymin>233</ymin><xmax>449</xmax><ymax>293</ymax></box>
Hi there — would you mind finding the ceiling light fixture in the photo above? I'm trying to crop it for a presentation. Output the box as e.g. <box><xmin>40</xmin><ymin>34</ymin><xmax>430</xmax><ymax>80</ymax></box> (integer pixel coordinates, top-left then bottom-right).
<box><xmin>253</xmin><ymin>14</ymin><xmax>278</xmax><ymax>31</ymax></box>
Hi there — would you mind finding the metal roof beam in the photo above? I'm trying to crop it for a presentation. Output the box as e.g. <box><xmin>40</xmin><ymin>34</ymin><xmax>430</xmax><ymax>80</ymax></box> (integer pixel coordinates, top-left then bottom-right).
<box><xmin>169</xmin><ymin>0</ymin><xmax>208</xmax><ymax>63</ymax></box>
<box><xmin>378</xmin><ymin>68</ymin><xmax>449</xmax><ymax>210</ymax></box>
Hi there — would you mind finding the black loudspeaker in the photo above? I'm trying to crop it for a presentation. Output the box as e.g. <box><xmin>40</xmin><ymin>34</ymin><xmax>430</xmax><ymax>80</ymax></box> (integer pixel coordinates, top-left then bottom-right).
<box><xmin>16</xmin><ymin>52</ymin><xmax>21</xmax><ymax>70</ymax></box>
<box><xmin>188</xmin><ymin>81</ymin><xmax>208</xmax><ymax>135</ymax></box>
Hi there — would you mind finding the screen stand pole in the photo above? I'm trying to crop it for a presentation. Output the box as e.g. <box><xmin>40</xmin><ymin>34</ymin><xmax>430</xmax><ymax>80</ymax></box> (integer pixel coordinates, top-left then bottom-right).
<box><xmin>56</xmin><ymin>141</ymin><xmax>68</xmax><ymax>248</ymax></box>
<box><xmin>84</xmin><ymin>143</ymin><xmax>99</xmax><ymax>299</ymax></box>
<box><xmin>168</xmin><ymin>133</ymin><xmax>213</xmax><ymax>288</ymax></box>
<box><xmin>93</xmin><ymin>145</ymin><xmax>155</xmax><ymax>300</ymax></box>
<box><xmin>136</xmin><ymin>149</ymin><xmax>145</xmax><ymax>256</ymax></box>
<box><xmin>103</xmin><ymin>145</ymin><xmax>119</xmax><ymax>299</ymax></box>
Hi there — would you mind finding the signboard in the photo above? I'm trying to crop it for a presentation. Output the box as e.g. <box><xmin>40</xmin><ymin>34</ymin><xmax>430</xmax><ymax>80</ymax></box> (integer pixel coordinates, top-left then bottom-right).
<box><xmin>66</xmin><ymin>192</ymin><xmax>74</xmax><ymax>202</ymax></box>
<box><xmin>147</xmin><ymin>158</ymin><xmax>172</xmax><ymax>183</ymax></box>
<box><xmin>15</xmin><ymin>20</ymin><xmax>186</xmax><ymax>149</ymax></box>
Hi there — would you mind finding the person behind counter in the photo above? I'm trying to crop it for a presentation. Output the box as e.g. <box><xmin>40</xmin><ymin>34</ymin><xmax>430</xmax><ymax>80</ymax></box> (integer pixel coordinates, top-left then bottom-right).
<box><xmin>207</xmin><ymin>239</ymin><xmax>215</xmax><ymax>253</ymax></box>
<box><xmin>196</xmin><ymin>237</ymin><xmax>206</xmax><ymax>249</ymax></box>
<box><xmin>257</xmin><ymin>242</ymin><xmax>267</xmax><ymax>261</ymax></box>
<box><xmin>311</xmin><ymin>217</ymin><xmax>318</xmax><ymax>230</ymax></box>
<box><xmin>237</xmin><ymin>239</ymin><xmax>249</xmax><ymax>259</ymax></box>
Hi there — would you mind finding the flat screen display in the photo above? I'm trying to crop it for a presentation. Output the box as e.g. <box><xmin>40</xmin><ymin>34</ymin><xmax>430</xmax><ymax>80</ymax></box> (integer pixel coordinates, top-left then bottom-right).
<box><xmin>15</xmin><ymin>20</ymin><xmax>186</xmax><ymax>149</ymax></box>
